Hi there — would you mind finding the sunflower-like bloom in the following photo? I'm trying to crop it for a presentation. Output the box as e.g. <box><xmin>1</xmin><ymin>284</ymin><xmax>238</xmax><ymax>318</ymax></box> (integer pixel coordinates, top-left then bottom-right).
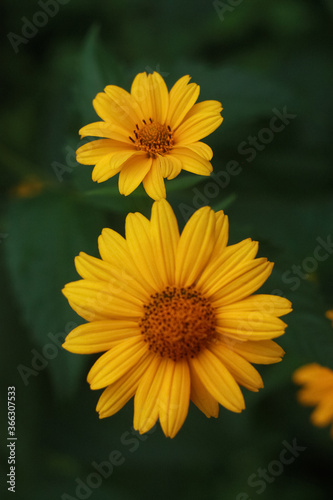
<box><xmin>76</xmin><ymin>72</ymin><xmax>223</xmax><ymax>199</ymax></box>
<box><xmin>293</xmin><ymin>363</ymin><xmax>333</xmax><ymax>438</ymax></box>
<box><xmin>62</xmin><ymin>200</ymin><xmax>291</xmax><ymax>438</ymax></box>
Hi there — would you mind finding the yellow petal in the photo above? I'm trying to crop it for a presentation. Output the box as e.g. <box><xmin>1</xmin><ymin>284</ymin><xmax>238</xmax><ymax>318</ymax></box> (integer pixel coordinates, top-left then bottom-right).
<box><xmin>216</xmin><ymin>311</ymin><xmax>287</xmax><ymax>341</ymax></box>
<box><xmin>131</xmin><ymin>73</ymin><xmax>153</xmax><ymax>121</ymax></box>
<box><xmin>210</xmin><ymin>260</ymin><xmax>274</xmax><ymax>306</ymax></box>
<box><xmin>158</xmin><ymin>154</ymin><xmax>182</xmax><ymax>180</ymax></box>
<box><xmin>92</xmin><ymin>150</ymin><xmax>136</xmax><ymax>183</ymax></box>
<box><xmin>142</xmin><ymin>158</ymin><xmax>166</xmax><ymax>200</ymax></box>
<box><xmin>98</xmin><ymin>228</ymin><xmax>127</xmax><ymax>265</ymax></box>
<box><xmin>197</xmin><ymin>239</ymin><xmax>259</xmax><ymax>294</ymax></box>
<box><xmin>104</xmin><ymin>85</ymin><xmax>144</xmax><ymax>126</ymax></box>
<box><xmin>185</xmin><ymin>142</ymin><xmax>213</xmax><ymax>160</ymax></box>
<box><xmin>62</xmin><ymin>320</ymin><xmax>141</xmax><ymax>354</ymax></box>
<box><xmin>297</xmin><ymin>388</ymin><xmax>321</xmax><ymax>406</ymax></box>
<box><xmin>75</xmin><ymin>252</ymin><xmax>150</xmax><ymax>301</ymax></box>
<box><xmin>118</xmin><ymin>154</ymin><xmax>152</xmax><ymax>195</ymax></box>
<box><xmin>311</xmin><ymin>400</ymin><xmax>333</xmax><ymax>427</ymax></box>
<box><xmin>97</xmin><ymin>354</ymin><xmax>153</xmax><ymax>418</ymax></box>
<box><xmin>326</xmin><ymin>309</ymin><xmax>333</xmax><ymax>325</ymax></box>
<box><xmin>175</xmin><ymin>100</ymin><xmax>223</xmax><ymax>144</ymax></box>
<box><xmin>93</xmin><ymin>92</ymin><xmax>133</xmax><ymax>133</ymax></box>
<box><xmin>212</xmin><ymin>343</ymin><xmax>263</xmax><ymax>392</ymax></box>
<box><xmin>150</xmin><ymin>199</ymin><xmax>180</xmax><ymax>286</ymax></box>
<box><xmin>75</xmin><ymin>252</ymin><xmax>118</xmax><ymax>281</ymax></box>
<box><xmin>172</xmin><ymin>146</ymin><xmax>213</xmax><ymax>176</ymax></box>
<box><xmin>87</xmin><ymin>337</ymin><xmax>148</xmax><ymax>390</ymax></box>
<box><xmin>98</xmin><ymin>228</ymin><xmax>155</xmax><ymax>295</ymax></box>
<box><xmin>92</xmin><ymin>160</ymin><xmax>122</xmax><ymax>183</ymax></box>
<box><xmin>79</xmin><ymin>121</ymin><xmax>132</xmax><ymax>143</ymax></box>
<box><xmin>125</xmin><ymin>212</ymin><xmax>165</xmax><ymax>291</ymax></box>
<box><xmin>293</xmin><ymin>363</ymin><xmax>328</xmax><ymax>384</ymax></box>
<box><xmin>220</xmin><ymin>294</ymin><xmax>292</xmax><ymax>318</ymax></box>
<box><xmin>167</xmin><ymin>75</ymin><xmax>200</xmax><ymax>130</ymax></box>
<box><xmin>211</xmin><ymin>211</ymin><xmax>229</xmax><ymax>256</ymax></box>
<box><xmin>131</xmin><ymin>72</ymin><xmax>169</xmax><ymax>124</ymax></box>
<box><xmin>230</xmin><ymin>339</ymin><xmax>285</xmax><ymax>365</ymax></box>
<box><xmin>189</xmin><ymin>349</ymin><xmax>245</xmax><ymax>412</ymax></box>
<box><xmin>189</xmin><ymin>362</ymin><xmax>219</xmax><ymax>418</ymax></box>
<box><xmin>184</xmin><ymin>100</ymin><xmax>222</xmax><ymax>117</ymax></box>
<box><xmin>62</xmin><ymin>280</ymin><xmax>143</xmax><ymax>321</ymax></box>
<box><xmin>175</xmin><ymin>206</ymin><xmax>216</xmax><ymax>287</ymax></box>
<box><xmin>66</xmin><ymin>298</ymin><xmax>105</xmax><ymax>323</ymax></box>
<box><xmin>76</xmin><ymin>139</ymin><xmax>123</xmax><ymax>165</ymax></box>
<box><xmin>296</xmin><ymin>378</ymin><xmax>333</xmax><ymax>407</ymax></box>
<box><xmin>134</xmin><ymin>355</ymin><xmax>167</xmax><ymax>434</ymax></box>
<box><xmin>158</xmin><ymin>359</ymin><xmax>191</xmax><ymax>438</ymax></box>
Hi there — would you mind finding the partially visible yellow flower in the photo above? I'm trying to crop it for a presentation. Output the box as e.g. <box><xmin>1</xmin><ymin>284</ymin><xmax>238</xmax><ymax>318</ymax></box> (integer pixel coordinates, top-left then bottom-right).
<box><xmin>76</xmin><ymin>72</ymin><xmax>223</xmax><ymax>199</ymax></box>
<box><xmin>293</xmin><ymin>363</ymin><xmax>333</xmax><ymax>438</ymax></box>
<box><xmin>12</xmin><ymin>176</ymin><xmax>44</xmax><ymax>198</ymax></box>
<box><xmin>62</xmin><ymin>200</ymin><xmax>291</xmax><ymax>438</ymax></box>
<box><xmin>326</xmin><ymin>310</ymin><xmax>333</xmax><ymax>325</ymax></box>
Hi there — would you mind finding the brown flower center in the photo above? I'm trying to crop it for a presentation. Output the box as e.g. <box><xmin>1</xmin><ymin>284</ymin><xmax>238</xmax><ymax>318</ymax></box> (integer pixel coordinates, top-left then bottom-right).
<box><xmin>129</xmin><ymin>119</ymin><xmax>174</xmax><ymax>157</ymax></box>
<box><xmin>139</xmin><ymin>286</ymin><xmax>217</xmax><ymax>361</ymax></box>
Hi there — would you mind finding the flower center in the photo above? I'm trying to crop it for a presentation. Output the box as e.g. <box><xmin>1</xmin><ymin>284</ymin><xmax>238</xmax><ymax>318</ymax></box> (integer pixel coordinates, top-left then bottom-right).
<box><xmin>130</xmin><ymin>119</ymin><xmax>174</xmax><ymax>157</ymax></box>
<box><xmin>139</xmin><ymin>286</ymin><xmax>217</xmax><ymax>361</ymax></box>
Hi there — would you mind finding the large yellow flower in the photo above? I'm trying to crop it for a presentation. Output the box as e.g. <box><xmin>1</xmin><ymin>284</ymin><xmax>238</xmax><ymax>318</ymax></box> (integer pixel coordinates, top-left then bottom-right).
<box><xmin>293</xmin><ymin>363</ymin><xmax>333</xmax><ymax>438</ymax></box>
<box><xmin>62</xmin><ymin>200</ymin><xmax>291</xmax><ymax>438</ymax></box>
<box><xmin>76</xmin><ymin>72</ymin><xmax>223</xmax><ymax>199</ymax></box>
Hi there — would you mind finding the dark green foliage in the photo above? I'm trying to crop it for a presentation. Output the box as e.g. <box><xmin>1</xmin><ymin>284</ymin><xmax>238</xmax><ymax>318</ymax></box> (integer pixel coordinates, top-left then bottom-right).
<box><xmin>1</xmin><ymin>0</ymin><xmax>333</xmax><ymax>498</ymax></box>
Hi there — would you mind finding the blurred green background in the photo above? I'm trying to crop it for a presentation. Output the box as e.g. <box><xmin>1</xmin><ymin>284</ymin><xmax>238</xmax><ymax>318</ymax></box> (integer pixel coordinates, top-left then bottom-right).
<box><xmin>1</xmin><ymin>0</ymin><xmax>333</xmax><ymax>498</ymax></box>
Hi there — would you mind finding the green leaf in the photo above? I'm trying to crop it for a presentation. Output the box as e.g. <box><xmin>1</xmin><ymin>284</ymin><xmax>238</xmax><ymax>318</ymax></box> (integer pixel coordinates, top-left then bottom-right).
<box><xmin>4</xmin><ymin>191</ymin><xmax>108</xmax><ymax>398</ymax></box>
<box><xmin>211</xmin><ymin>193</ymin><xmax>237</xmax><ymax>212</ymax></box>
<box><xmin>173</xmin><ymin>62</ymin><xmax>293</xmax><ymax>133</ymax></box>
<box><xmin>79</xmin><ymin>172</ymin><xmax>209</xmax><ymax>215</ymax></box>
<box><xmin>79</xmin><ymin>182</ymin><xmax>150</xmax><ymax>216</ymax></box>
<box><xmin>74</xmin><ymin>26</ymin><xmax>122</xmax><ymax>124</ymax></box>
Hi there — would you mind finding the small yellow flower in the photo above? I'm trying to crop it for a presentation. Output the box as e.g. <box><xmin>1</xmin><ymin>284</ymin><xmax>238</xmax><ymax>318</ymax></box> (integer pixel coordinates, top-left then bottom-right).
<box><xmin>62</xmin><ymin>200</ymin><xmax>291</xmax><ymax>438</ymax></box>
<box><xmin>326</xmin><ymin>310</ymin><xmax>333</xmax><ymax>325</ymax></box>
<box><xmin>76</xmin><ymin>72</ymin><xmax>223</xmax><ymax>199</ymax></box>
<box><xmin>293</xmin><ymin>363</ymin><xmax>333</xmax><ymax>438</ymax></box>
<box><xmin>12</xmin><ymin>176</ymin><xmax>44</xmax><ymax>198</ymax></box>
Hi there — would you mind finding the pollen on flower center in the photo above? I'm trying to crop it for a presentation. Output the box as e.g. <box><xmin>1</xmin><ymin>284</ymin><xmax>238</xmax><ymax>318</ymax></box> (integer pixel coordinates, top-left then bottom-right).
<box><xmin>139</xmin><ymin>286</ymin><xmax>217</xmax><ymax>361</ymax></box>
<box><xmin>129</xmin><ymin>119</ymin><xmax>174</xmax><ymax>157</ymax></box>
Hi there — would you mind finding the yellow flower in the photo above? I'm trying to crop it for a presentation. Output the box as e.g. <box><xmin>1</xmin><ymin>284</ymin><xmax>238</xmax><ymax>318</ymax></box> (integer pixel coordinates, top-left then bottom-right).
<box><xmin>293</xmin><ymin>363</ymin><xmax>333</xmax><ymax>438</ymax></box>
<box><xmin>62</xmin><ymin>200</ymin><xmax>291</xmax><ymax>438</ymax></box>
<box><xmin>12</xmin><ymin>176</ymin><xmax>44</xmax><ymax>198</ymax></box>
<box><xmin>326</xmin><ymin>310</ymin><xmax>333</xmax><ymax>325</ymax></box>
<box><xmin>76</xmin><ymin>72</ymin><xmax>223</xmax><ymax>199</ymax></box>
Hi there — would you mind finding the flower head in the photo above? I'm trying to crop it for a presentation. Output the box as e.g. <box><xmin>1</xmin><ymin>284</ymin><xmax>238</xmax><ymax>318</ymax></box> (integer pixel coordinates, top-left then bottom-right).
<box><xmin>76</xmin><ymin>72</ymin><xmax>223</xmax><ymax>199</ymax></box>
<box><xmin>293</xmin><ymin>363</ymin><xmax>333</xmax><ymax>438</ymax></box>
<box><xmin>62</xmin><ymin>200</ymin><xmax>291</xmax><ymax>437</ymax></box>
